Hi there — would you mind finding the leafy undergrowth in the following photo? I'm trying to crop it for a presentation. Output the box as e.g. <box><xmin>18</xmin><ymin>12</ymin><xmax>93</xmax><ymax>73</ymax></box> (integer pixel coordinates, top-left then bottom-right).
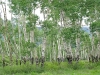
<box><xmin>0</xmin><ymin>61</ymin><xmax>100</xmax><ymax>75</ymax></box>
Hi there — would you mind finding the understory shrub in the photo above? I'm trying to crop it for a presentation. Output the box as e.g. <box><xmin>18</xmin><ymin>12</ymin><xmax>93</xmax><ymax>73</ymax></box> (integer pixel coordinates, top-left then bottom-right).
<box><xmin>44</xmin><ymin>62</ymin><xmax>60</xmax><ymax>70</ymax></box>
<box><xmin>3</xmin><ymin>64</ymin><xmax>44</xmax><ymax>74</ymax></box>
<box><xmin>2</xmin><ymin>61</ymin><xmax>100</xmax><ymax>74</ymax></box>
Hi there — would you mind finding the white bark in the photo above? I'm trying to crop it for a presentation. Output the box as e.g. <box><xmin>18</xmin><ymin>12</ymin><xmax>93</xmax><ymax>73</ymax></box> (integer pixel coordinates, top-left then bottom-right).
<box><xmin>30</xmin><ymin>31</ymin><xmax>34</xmax><ymax>43</ymax></box>
<box><xmin>30</xmin><ymin>30</ymin><xmax>35</xmax><ymax>58</ymax></box>
<box><xmin>57</xmin><ymin>38</ymin><xmax>62</xmax><ymax>58</ymax></box>
<box><xmin>76</xmin><ymin>37</ymin><xmax>80</xmax><ymax>56</ymax></box>
<box><xmin>91</xmin><ymin>36</ymin><xmax>95</xmax><ymax>56</ymax></box>
<box><xmin>34</xmin><ymin>48</ymin><xmax>38</xmax><ymax>58</ymax></box>
<box><xmin>97</xmin><ymin>43</ymin><xmax>100</xmax><ymax>57</ymax></box>
<box><xmin>53</xmin><ymin>41</ymin><xmax>56</xmax><ymax>61</ymax></box>
<box><xmin>18</xmin><ymin>15</ymin><xmax>21</xmax><ymax>59</ymax></box>
<box><xmin>21</xmin><ymin>15</ymin><xmax>29</xmax><ymax>42</ymax></box>
<box><xmin>42</xmin><ymin>37</ymin><xmax>46</xmax><ymax>57</ymax></box>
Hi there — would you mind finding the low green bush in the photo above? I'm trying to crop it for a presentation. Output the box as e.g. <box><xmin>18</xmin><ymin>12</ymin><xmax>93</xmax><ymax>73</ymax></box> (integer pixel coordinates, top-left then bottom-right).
<box><xmin>44</xmin><ymin>62</ymin><xmax>60</xmax><ymax>70</ymax></box>
<box><xmin>1</xmin><ymin>61</ymin><xmax>100</xmax><ymax>75</ymax></box>
<box><xmin>3</xmin><ymin>64</ymin><xmax>44</xmax><ymax>74</ymax></box>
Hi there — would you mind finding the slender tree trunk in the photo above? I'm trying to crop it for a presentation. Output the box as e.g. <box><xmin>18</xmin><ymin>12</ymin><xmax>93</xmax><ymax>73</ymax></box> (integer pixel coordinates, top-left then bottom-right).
<box><xmin>30</xmin><ymin>30</ymin><xmax>35</xmax><ymax>64</ymax></box>
<box><xmin>18</xmin><ymin>14</ymin><xmax>22</xmax><ymax>63</ymax></box>
<box><xmin>52</xmin><ymin>41</ymin><xmax>56</xmax><ymax>61</ymax></box>
<box><xmin>41</xmin><ymin>37</ymin><xmax>46</xmax><ymax>66</ymax></box>
<box><xmin>57</xmin><ymin>37</ymin><xmax>62</xmax><ymax>64</ymax></box>
<box><xmin>75</xmin><ymin>37</ymin><xmax>80</xmax><ymax>62</ymax></box>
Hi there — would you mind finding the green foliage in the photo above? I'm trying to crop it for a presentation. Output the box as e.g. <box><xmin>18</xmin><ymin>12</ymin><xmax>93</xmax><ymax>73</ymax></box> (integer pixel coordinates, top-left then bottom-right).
<box><xmin>1</xmin><ymin>1</ymin><xmax>100</xmax><ymax>75</ymax></box>
<box><xmin>3</xmin><ymin>64</ymin><xmax>44</xmax><ymax>74</ymax></box>
<box><xmin>26</xmin><ymin>14</ymin><xmax>39</xmax><ymax>31</ymax></box>
<box><xmin>1</xmin><ymin>61</ymin><xmax>100</xmax><ymax>75</ymax></box>
<box><xmin>62</xmin><ymin>27</ymin><xmax>74</xmax><ymax>41</ymax></box>
<box><xmin>21</xmin><ymin>40</ymin><xmax>36</xmax><ymax>56</ymax></box>
<box><xmin>61</xmin><ymin>26</ymin><xmax>80</xmax><ymax>42</ymax></box>
<box><xmin>44</xmin><ymin>62</ymin><xmax>60</xmax><ymax>70</ymax></box>
<box><xmin>42</xmin><ymin>20</ymin><xmax>58</xmax><ymax>37</ymax></box>
<box><xmin>10</xmin><ymin>0</ymin><xmax>38</xmax><ymax>15</ymax></box>
<box><xmin>90</xmin><ymin>20</ymin><xmax>100</xmax><ymax>32</ymax></box>
<box><xmin>94</xmin><ymin>37</ymin><xmax>100</xmax><ymax>46</ymax></box>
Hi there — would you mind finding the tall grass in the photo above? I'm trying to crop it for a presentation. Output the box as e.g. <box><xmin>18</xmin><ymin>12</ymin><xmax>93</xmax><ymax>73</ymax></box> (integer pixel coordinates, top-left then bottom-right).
<box><xmin>0</xmin><ymin>61</ymin><xmax>100</xmax><ymax>75</ymax></box>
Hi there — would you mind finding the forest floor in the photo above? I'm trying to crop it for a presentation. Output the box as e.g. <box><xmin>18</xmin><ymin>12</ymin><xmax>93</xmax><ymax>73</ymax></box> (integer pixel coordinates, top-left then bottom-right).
<box><xmin>0</xmin><ymin>61</ymin><xmax>100</xmax><ymax>75</ymax></box>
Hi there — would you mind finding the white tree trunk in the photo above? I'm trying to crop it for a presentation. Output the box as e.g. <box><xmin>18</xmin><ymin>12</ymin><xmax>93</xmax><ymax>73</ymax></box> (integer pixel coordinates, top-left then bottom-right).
<box><xmin>30</xmin><ymin>31</ymin><xmax>34</xmax><ymax>43</ymax></box>
<box><xmin>42</xmin><ymin>37</ymin><xmax>46</xmax><ymax>58</ymax></box>
<box><xmin>30</xmin><ymin>30</ymin><xmax>35</xmax><ymax>58</ymax></box>
<box><xmin>52</xmin><ymin>41</ymin><xmax>56</xmax><ymax>61</ymax></box>
<box><xmin>76</xmin><ymin>37</ymin><xmax>80</xmax><ymax>57</ymax></box>
<box><xmin>57</xmin><ymin>38</ymin><xmax>62</xmax><ymax>58</ymax></box>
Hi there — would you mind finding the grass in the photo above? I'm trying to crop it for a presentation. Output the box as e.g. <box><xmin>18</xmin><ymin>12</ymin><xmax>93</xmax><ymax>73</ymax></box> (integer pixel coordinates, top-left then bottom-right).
<box><xmin>0</xmin><ymin>61</ymin><xmax>100</xmax><ymax>75</ymax></box>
